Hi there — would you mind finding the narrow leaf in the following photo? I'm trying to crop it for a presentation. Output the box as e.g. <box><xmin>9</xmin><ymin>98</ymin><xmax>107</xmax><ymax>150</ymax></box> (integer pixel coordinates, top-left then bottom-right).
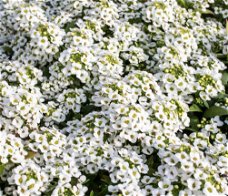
<box><xmin>0</xmin><ymin>164</ymin><xmax>5</xmax><ymax>175</ymax></box>
<box><xmin>221</xmin><ymin>72</ymin><xmax>228</xmax><ymax>85</ymax></box>
<box><xmin>203</xmin><ymin>101</ymin><xmax>209</xmax><ymax>109</ymax></box>
<box><xmin>177</xmin><ymin>0</ymin><xmax>187</xmax><ymax>8</ymax></box>
<box><xmin>189</xmin><ymin>116</ymin><xmax>199</xmax><ymax>131</ymax></box>
<box><xmin>216</xmin><ymin>93</ymin><xmax>228</xmax><ymax>100</ymax></box>
<box><xmin>185</xmin><ymin>127</ymin><xmax>198</xmax><ymax>132</ymax></box>
<box><xmin>81</xmin><ymin>105</ymin><xmax>100</xmax><ymax>115</ymax></box>
<box><xmin>201</xmin><ymin>9</ymin><xmax>214</xmax><ymax>15</ymax></box>
<box><xmin>100</xmin><ymin>175</ymin><xmax>111</xmax><ymax>184</ymax></box>
<box><xmin>90</xmin><ymin>191</ymin><xmax>94</xmax><ymax>196</ymax></box>
<box><xmin>189</xmin><ymin>104</ymin><xmax>202</xmax><ymax>112</ymax></box>
<box><xmin>203</xmin><ymin>106</ymin><xmax>228</xmax><ymax>118</ymax></box>
<box><xmin>216</xmin><ymin>53</ymin><xmax>227</xmax><ymax>59</ymax></box>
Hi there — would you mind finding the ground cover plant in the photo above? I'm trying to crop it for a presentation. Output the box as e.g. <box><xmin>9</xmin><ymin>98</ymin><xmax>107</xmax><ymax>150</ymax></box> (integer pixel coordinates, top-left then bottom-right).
<box><xmin>0</xmin><ymin>0</ymin><xmax>227</xmax><ymax>195</ymax></box>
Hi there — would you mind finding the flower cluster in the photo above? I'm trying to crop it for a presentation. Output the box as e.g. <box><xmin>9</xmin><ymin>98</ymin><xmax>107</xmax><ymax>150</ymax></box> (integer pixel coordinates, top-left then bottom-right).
<box><xmin>0</xmin><ymin>0</ymin><xmax>227</xmax><ymax>195</ymax></box>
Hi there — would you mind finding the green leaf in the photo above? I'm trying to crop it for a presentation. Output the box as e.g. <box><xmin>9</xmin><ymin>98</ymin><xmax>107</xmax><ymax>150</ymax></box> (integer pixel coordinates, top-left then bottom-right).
<box><xmin>172</xmin><ymin>187</ymin><xmax>179</xmax><ymax>196</ymax></box>
<box><xmin>216</xmin><ymin>93</ymin><xmax>228</xmax><ymax>100</ymax></box>
<box><xmin>201</xmin><ymin>9</ymin><xmax>214</xmax><ymax>15</ymax></box>
<box><xmin>146</xmin><ymin>152</ymin><xmax>161</xmax><ymax>176</ymax></box>
<box><xmin>90</xmin><ymin>191</ymin><xmax>94</xmax><ymax>196</ymax></box>
<box><xmin>3</xmin><ymin>46</ymin><xmax>13</xmax><ymax>55</ymax></box>
<box><xmin>97</xmin><ymin>186</ymin><xmax>108</xmax><ymax>196</ymax></box>
<box><xmin>177</xmin><ymin>0</ymin><xmax>187</xmax><ymax>8</ymax></box>
<box><xmin>81</xmin><ymin>105</ymin><xmax>100</xmax><ymax>115</ymax></box>
<box><xmin>216</xmin><ymin>53</ymin><xmax>227</xmax><ymax>60</ymax></box>
<box><xmin>203</xmin><ymin>100</ymin><xmax>209</xmax><ymax>109</ymax></box>
<box><xmin>185</xmin><ymin>127</ymin><xmax>198</xmax><ymax>132</ymax></box>
<box><xmin>221</xmin><ymin>72</ymin><xmax>228</xmax><ymax>85</ymax></box>
<box><xmin>189</xmin><ymin>115</ymin><xmax>200</xmax><ymax>131</ymax></box>
<box><xmin>100</xmin><ymin>175</ymin><xmax>111</xmax><ymax>184</ymax></box>
<box><xmin>64</xmin><ymin>21</ymin><xmax>75</xmax><ymax>33</ymax></box>
<box><xmin>189</xmin><ymin>104</ymin><xmax>202</xmax><ymax>112</ymax></box>
<box><xmin>0</xmin><ymin>164</ymin><xmax>5</xmax><ymax>175</ymax></box>
<box><xmin>176</xmin><ymin>0</ymin><xmax>194</xmax><ymax>9</ymax></box>
<box><xmin>203</xmin><ymin>106</ymin><xmax>228</xmax><ymax>118</ymax></box>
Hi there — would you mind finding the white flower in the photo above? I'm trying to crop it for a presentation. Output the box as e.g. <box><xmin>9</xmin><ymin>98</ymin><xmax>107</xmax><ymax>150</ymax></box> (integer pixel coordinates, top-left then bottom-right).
<box><xmin>187</xmin><ymin>178</ymin><xmax>201</xmax><ymax>191</ymax></box>
<box><xmin>189</xmin><ymin>151</ymin><xmax>201</xmax><ymax>165</ymax></box>
<box><xmin>175</xmin><ymin>152</ymin><xmax>189</xmax><ymax>163</ymax></box>
<box><xmin>178</xmin><ymin>189</ymin><xmax>193</xmax><ymax>196</ymax></box>
<box><xmin>203</xmin><ymin>182</ymin><xmax>218</xmax><ymax>196</ymax></box>
<box><xmin>175</xmin><ymin>78</ymin><xmax>187</xmax><ymax>90</ymax></box>
<box><xmin>158</xmin><ymin>179</ymin><xmax>173</xmax><ymax>191</ymax></box>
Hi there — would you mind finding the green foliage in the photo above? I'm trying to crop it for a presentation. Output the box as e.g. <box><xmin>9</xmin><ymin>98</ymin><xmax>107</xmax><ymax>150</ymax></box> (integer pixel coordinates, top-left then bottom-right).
<box><xmin>90</xmin><ymin>191</ymin><xmax>94</xmax><ymax>196</ymax></box>
<box><xmin>0</xmin><ymin>164</ymin><xmax>5</xmax><ymax>175</ymax></box>
<box><xmin>222</xmin><ymin>71</ymin><xmax>228</xmax><ymax>86</ymax></box>
<box><xmin>189</xmin><ymin>104</ymin><xmax>202</xmax><ymax>112</ymax></box>
<box><xmin>203</xmin><ymin>106</ymin><xmax>228</xmax><ymax>118</ymax></box>
<box><xmin>146</xmin><ymin>152</ymin><xmax>161</xmax><ymax>176</ymax></box>
<box><xmin>84</xmin><ymin>171</ymin><xmax>110</xmax><ymax>196</ymax></box>
<box><xmin>188</xmin><ymin>115</ymin><xmax>200</xmax><ymax>132</ymax></box>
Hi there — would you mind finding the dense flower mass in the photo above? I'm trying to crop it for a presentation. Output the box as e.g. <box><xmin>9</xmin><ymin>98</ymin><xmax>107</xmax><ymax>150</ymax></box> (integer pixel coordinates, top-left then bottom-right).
<box><xmin>0</xmin><ymin>0</ymin><xmax>227</xmax><ymax>195</ymax></box>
